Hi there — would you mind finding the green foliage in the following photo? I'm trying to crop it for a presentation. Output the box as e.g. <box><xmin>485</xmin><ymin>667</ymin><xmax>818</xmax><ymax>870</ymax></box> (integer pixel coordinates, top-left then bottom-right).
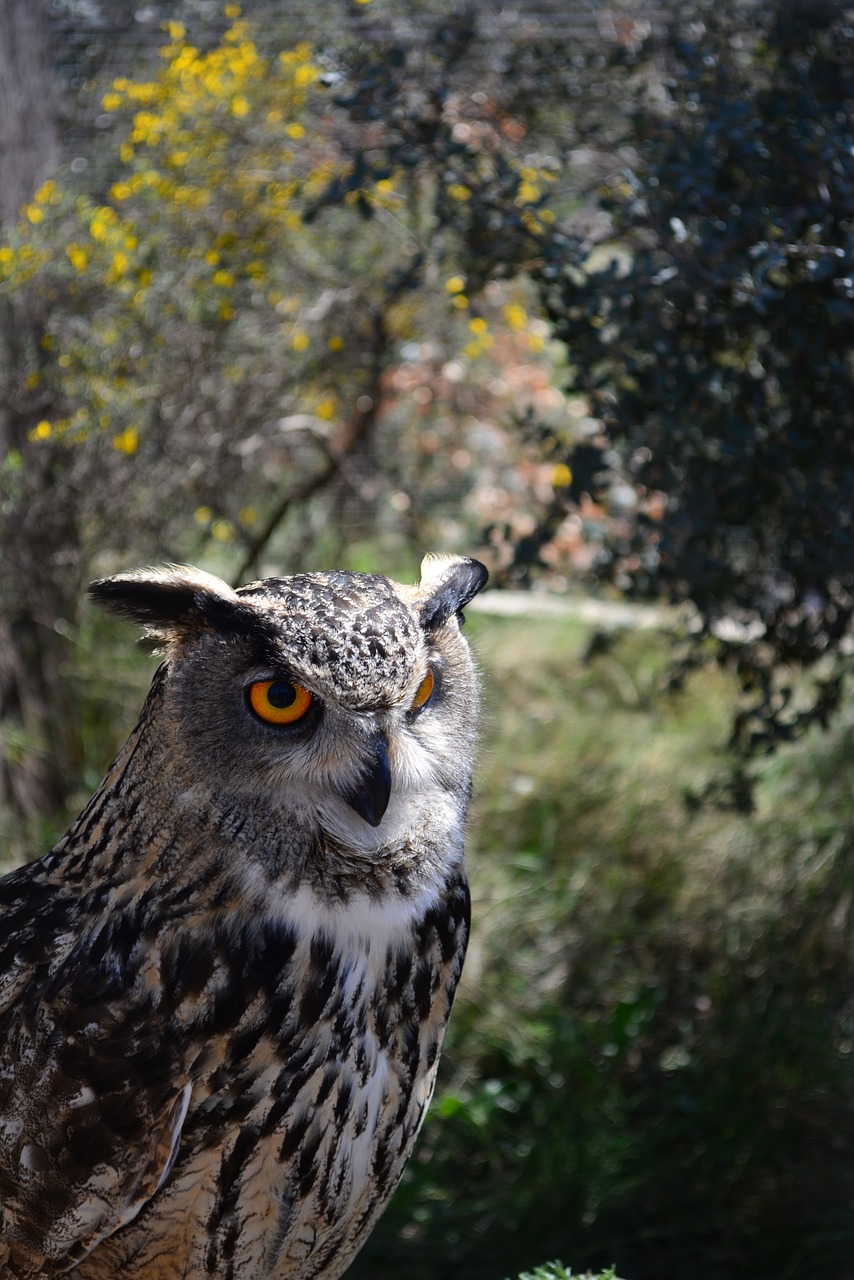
<box><xmin>513</xmin><ymin>1265</ymin><xmax>618</xmax><ymax>1280</ymax></box>
<box><xmin>530</xmin><ymin>0</ymin><xmax>854</xmax><ymax>764</ymax></box>
<box><xmin>0</xmin><ymin>7</ymin><xmax>556</xmax><ymax>570</ymax></box>
<box><xmin>310</xmin><ymin>8</ymin><xmax>557</xmax><ymax>291</ymax></box>
<box><xmin>347</xmin><ymin>611</ymin><xmax>854</xmax><ymax>1280</ymax></box>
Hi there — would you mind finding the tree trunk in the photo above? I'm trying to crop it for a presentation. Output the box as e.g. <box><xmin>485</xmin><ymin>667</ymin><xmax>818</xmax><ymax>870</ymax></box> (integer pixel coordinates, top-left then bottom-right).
<box><xmin>0</xmin><ymin>0</ymin><xmax>59</xmax><ymax>225</ymax></box>
<box><xmin>0</xmin><ymin>0</ymin><xmax>70</xmax><ymax>850</ymax></box>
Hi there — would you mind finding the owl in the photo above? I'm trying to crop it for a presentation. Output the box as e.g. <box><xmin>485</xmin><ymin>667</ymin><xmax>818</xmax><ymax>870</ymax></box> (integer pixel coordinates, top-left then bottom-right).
<box><xmin>0</xmin><ymin>552</ymin><xmax>487</xmax><ymax>1280</ymax></box>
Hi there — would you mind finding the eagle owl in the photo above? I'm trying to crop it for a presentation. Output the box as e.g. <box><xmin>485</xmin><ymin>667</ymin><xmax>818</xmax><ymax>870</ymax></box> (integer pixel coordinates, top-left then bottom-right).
<box><xmin>0</xmin><ymin>553</ymin><xmax>487</xmax><ymax>1280</ymax></box>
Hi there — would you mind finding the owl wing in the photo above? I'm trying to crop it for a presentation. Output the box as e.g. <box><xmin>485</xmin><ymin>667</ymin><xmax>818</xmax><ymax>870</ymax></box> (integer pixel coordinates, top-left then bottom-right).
<box><xmin>0</xmin><ymin>953</ymin><xmax>191</xmax><ymax>1278</ymax></box>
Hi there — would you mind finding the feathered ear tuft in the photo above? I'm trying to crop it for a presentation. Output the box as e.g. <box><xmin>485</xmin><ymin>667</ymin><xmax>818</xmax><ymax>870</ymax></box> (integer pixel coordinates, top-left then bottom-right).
<box><xmin>417</xmin><ymin>553</ymin><xmax>488</xmax><ymax>632</ymax></box>
<box><xmin>89</xmin><ymin>565</ymin><xmax>244</xmax><ymax>645</ymax></box>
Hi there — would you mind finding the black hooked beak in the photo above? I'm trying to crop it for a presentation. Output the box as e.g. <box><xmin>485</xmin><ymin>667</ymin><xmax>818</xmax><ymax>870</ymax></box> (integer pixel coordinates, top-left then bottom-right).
<box><xmin>341</xmin><ymin>731</ymin><xmax>392</xmax><ymax>828</ymax></box>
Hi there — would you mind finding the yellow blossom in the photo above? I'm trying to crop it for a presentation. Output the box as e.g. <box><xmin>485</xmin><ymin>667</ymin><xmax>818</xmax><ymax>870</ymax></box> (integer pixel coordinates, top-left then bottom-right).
<box><xmin>279</xmin><ymin>43</ymin><xmax>312</xmax><ymax>66</ymax></box>
<box><xmin>315</xmin><ymin>394</ymin><xmax>337</xmax><ymax>421</ymax></box>
<box><xmin>90</xmin><ymin>207</ymin><xmax>118</xmax><ymax>242</ymax></box>
<box><xmin>292</xmin><ymin>331</ymin><xmax>310</xmax><ymax>352</ymax></box>
<box><xmin>194</xmin><ymin>506</ymin><xmax>213</xmax><ymax>524</ymax></box>
<box><xmin>445</xmin><ymin>275</ymin><xmax>466</xmax><ymax>294</ymax></box>
<box><xmin>464</xmin><ymin>332</ymin><xmax>495</xmax><ymax>360</ymax></box>
<box><xmin>66</xmin><ymin>245</ymin><xmax>89</xmax><ymax>272</ymax></box>
<box><xmin>552</xmin><ymin>463</ymin><xmax>573</xmax><ymax>488</ymax></box>
<box><xmin>211</xmin><ymin>518</ymin><xmax>235</xmax><ymax>542</ymax></box>
<box><xmin>517</xmin><ymin>180</ymin><xmax>541</xmax><ymax>204</ymax></box>
<box><xmin>112</xmin><ymin>426</ymin><xmax>139</xmax><ymax>456</ymax></box>
<box><xmin>328</xmin><ymin>336</ymin><xmax>344</xmax><ymax>352</ymax></box>
<box><xmin>503</xmin><ymin>303</ymin><xmax>527</xmax><ymax>331</ymax></box>
<box><xmin>34</xmin><ymin>180</ymin><xmax>57</xmax><ymax>204</ymax></box>
<box><xmin>293</xmin><ymin>64</ymin><xmax>318</xmax><ymax>90</ymax></box>
<box><xmin>29</xmin><ymin>421</ymin><xmax>53</xmax><ymax>442</ymax></box>
<box><xmin>446</xmin><ymin>183</ymin><xmax>471</xmax><ymax>202</ymax></box>
<box><xmin>468</xmin><ymin>317</ymin><xmax>488</xmax><ymax>334</ymax></box>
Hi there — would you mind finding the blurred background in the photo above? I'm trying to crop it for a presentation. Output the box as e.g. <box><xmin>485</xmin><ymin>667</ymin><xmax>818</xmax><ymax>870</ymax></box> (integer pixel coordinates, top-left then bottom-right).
<box><xmin>2</xmin><ymin>0</ymin><xmax>854</xmax><ymax>1276</ymax></box>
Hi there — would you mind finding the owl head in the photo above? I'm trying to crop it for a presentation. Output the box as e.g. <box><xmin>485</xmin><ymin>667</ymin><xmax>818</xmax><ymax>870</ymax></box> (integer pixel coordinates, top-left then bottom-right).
<box><xmin>89</xmin><ymin>555</ymin><xmax>487</xmax><ymax>878</ymax></box>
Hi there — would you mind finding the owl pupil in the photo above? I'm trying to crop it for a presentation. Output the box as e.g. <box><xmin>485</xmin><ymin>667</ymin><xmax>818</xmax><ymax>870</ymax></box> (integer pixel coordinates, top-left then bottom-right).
<box><xmin>268</xmin><ymin>681</ymin><xmax>297</xmax><ymax>709</ymax></box>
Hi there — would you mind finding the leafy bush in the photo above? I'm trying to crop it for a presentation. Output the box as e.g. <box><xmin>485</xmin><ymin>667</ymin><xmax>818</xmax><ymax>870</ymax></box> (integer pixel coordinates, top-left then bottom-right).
<box><xmin>529</xmin><ymin>1</ymin><xmax>854</xmax><ymax>762</ymax></box>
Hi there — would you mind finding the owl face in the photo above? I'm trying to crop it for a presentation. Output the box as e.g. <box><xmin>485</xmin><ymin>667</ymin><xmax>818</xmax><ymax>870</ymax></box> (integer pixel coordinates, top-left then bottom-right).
<box><xmin>90</xmin><ymin>555</ymin><xmax>487</xmax><ymax>860</ymax></box>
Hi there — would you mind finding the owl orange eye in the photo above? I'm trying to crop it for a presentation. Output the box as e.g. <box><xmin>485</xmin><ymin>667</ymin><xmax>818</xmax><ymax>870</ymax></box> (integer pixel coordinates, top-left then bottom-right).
<box><xmin>248</xmin><ymin>679</ymin><xmax>313</xmax><ymax>726</ymax></box>
<box><xmin>410</xmin><ymin>669</ymin><xmax>435</xmax><ymax>711</ymax></box>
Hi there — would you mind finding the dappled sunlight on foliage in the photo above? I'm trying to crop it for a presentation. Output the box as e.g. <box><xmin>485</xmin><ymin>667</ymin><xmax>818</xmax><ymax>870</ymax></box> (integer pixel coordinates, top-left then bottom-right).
<box><xmin>0</xmin><ymin>6</ymin><xmax>560</xmax><ymax>575</ymax></box>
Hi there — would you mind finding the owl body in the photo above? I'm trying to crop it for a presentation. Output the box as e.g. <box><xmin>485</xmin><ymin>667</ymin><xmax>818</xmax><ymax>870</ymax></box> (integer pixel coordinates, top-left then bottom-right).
<box><xmin>0</xmin><ymin>555</ymin><xmax>487</xmax><ymax>1279</ymax></box>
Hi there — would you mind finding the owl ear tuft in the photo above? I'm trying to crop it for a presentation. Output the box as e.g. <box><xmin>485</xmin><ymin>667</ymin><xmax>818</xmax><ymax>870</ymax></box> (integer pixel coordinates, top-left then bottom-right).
<box><xmin>418</xmin><ymin>554</ymin><xmax>488</xmax><ymax>632</ymax></box>
<box><xmin>89</xmin><ymin>565</ymin><xmax>244</xmax><ymax>644</ymax></box>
